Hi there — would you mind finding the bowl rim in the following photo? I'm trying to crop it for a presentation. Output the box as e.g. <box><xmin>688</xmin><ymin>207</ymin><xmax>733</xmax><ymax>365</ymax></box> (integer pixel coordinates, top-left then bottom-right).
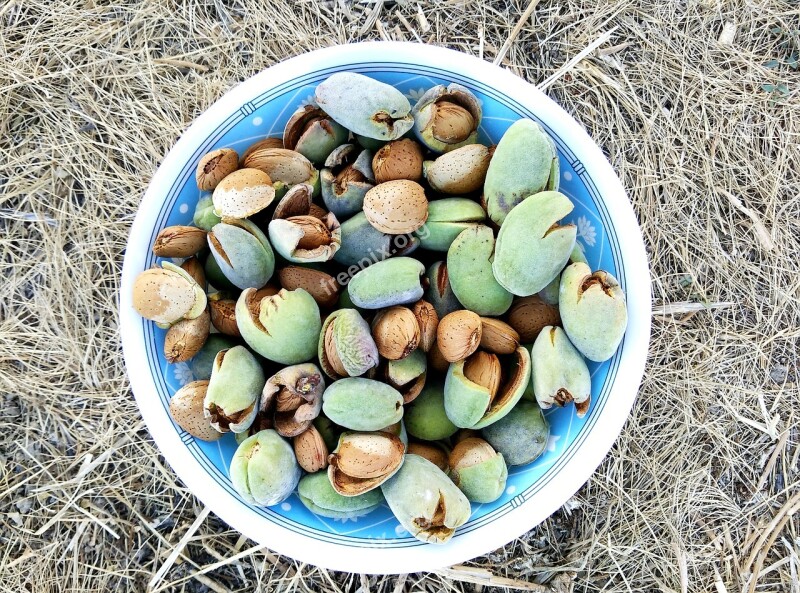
<box><xmin>119</xmin><ymin>41</ymin><xmax>651</xmax><ymax>574</ymax></box>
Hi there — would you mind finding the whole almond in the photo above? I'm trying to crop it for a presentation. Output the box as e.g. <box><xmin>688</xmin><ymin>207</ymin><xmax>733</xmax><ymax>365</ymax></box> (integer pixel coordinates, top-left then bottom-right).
<box><xmin>424</xmin><ymin>144</ymin><xmax>493</xmax><ymax>194</ymax></box>
<box><xmin>436</xmin><ymin>310</ymin><xmax>482</xmax><ymax>362</ymax></box>
<box><xmin>240</xmin><ymin>137</ymin><xmax>284</xmax><ymax>165</ymax></box>
<box><xmin>428</xmin><ymin>339</ymin><xmax>451</xmax><ymax>374</ymax></box>
<box><xmin>372</xmin><ymin>138</ymin><xmax>424</xmax><ymax>184</ymax></box>
<box><xmin>462</xmin><ymin>350</ymin><xmax>501</xmax><ymax>399</ymax></box>
<box><xmin>363</xmin><ymin>179</ymin><xmax>428</xmax><ymax>234</ymax></box>
<box><xmin>180</xmin><ymin>256</ymin><xmax>206</xmax><ymax>288</ymax></box>
<box><xmin>196</xmin><ymin>148</ymin><xmax>239</xmax><ymax>191</ymax></box>
<box><xmin>330</xmin><ymin>432</ymin><xmax>404</xmax><ymax>479</ymax></box>
<box><xmin>293</xmin><ymin>426</ymin><xmax>329</xmax><ymax>473</ymax></box>
<box><xmin>479</xmin><ymin>317</ymin><xmax>520</xmax><ymax>354</ymax></box>
<box><xmin>308</xmin><ymin>203</ymin><xmax>329</xmax><ymax>220</ymax></box>
<box><xmin>407</xmin><ymin>442</ymin><xmax>449</xmax><ymax>472</ymax></box>
<box><xmin>242</xmin><ymin>147</ymin><xmax>315</xmax><ymax>185</ymax></box>
<box><xmin>507</xmin><ymin>295</ymin><xmax>561</xmax><ymax>342</ymax></box>
<box><xmin>412</xmin><ymin>300</ymin><xmax>439</xmax><ymax>352</ymax></box>
<box><xmin>288</xmin><ymin>215</ymin><xmax>333</xmax><ymax>249</ymax></box>
<box><xmin>152</xmin><ymin>225</ymin><xmax>207</xmax><ymax>258</ymax></box>
<box><xmin>453</xmin><ymin>428</ymin><xmax>481</xmax><ymax>444</ymax></box>
<box><xmin>169</xmin><ymin>380</ymin><xmax>221</xmax><ymax>441</ymax></box>
<box><xmin>253</xmin><ymin>284</ymin><xmax>281</xmax><ymax>300</ymax></box>
<box><xmin>278</xmin><ymin>266</ymin><xmax>339</xmax><ymax>308</ymax></box>
<box><xmin>164</xmin><ymin>308</ymin><xmax>210</xmax><ymax>363</ymax></box>
<box><xmin>208</xmin><ymin>294</ymin><xmax>240</xmax><ymax>337</ymax></box>
<box><xmin>372</xmin><ymin>306</ymin><xmax>420</xmax><ymax>360</ymax></box>
<box><xmin>432</xmin><ymin>101</ymin><xmax>475</xmax><ymax>143</ymax></box>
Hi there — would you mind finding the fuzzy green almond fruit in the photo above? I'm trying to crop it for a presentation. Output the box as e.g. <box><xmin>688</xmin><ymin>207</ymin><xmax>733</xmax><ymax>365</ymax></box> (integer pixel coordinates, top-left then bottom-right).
<box><xmin>481</xmin><ymin>399</ymin><xmax>550</xmax><ymax>466</ymax></box>
<box><xmin>354</xmin><ymin>134</ymin><xmax>387</xmax><ymax>152</ymax></box>
<box><xmin>315</xmin><ymin>72</ymin><xmax>413</xmax><ymax>141</ymax></box>
<box><xmin>387</xmin><ymin>349</ymin><xmax>426</xmax><ymax>386</ymax></box>
<box><xmin>283</xmin><ymin>105</ymin><xmax>349</xmax><ymax>166</ymax></box>
<box><xmin>321</xmin><ymin>145</ymin><xmax>375</xmax><ymax>220</ymax></box>
<box><xmin>449</xmin><ymin>438</ymin><xmax>507</xmax><ymax>503</ymax></box>
<box><xmin>484</xmin><ymin>118</ymin><xmax>559</xmax><ymax>225</ymax></box>
<box><xmin>336</xmin><ymin>286</ymin><xmax>367</xmax><ymax>314</ymax></box>
<box><xmin>236</xmin><ymin>287</ymin><xmax>322</xmax><ymax>364</ymax></box>
<box><xmin>203</xmin><ymin>252</ymin><xmax>236</xmax><ymax>291</ymax></box>
<box><xmin>321</xmin><ymin>378</ymin><xmax>403</xmax><ymax>431</ymax></box>
<box><xmin>297</xmin><ymin>472</ymin><xmax>383</xmax><ymax>519</ymax></box>
<box><xmin>531</xmin><ymin>326</ymin><xmax>591</xmax><ymax>417</ymax></box>
<box><xmin>334</xmin><ymin>212</ymin><xmax>393</xmax><ymax>267</ymax></box>
<box><xmin>193</xmin><ymin>195</ymin><xmax>222</xmax><ymax>231</ymax></box>
<box><xmin>559</xmin><ymin>262</ymin><xmax>628</xmax><ymax>362</ymax></box>
<box><xmin>387</xmin><ymin>349</ymin><xmax>427</xmax><ymax>403</ymax></box>
<box><xmin>207</xmin><ymin>219</ymin><xmax>275</xmax><ymax>290</ymax></box>
<box><xmin>230</xmin><ymin>430</ymin><xmax>301</xmax><ymax>506</ymax></box>
<box><xmin>492</xmin><ymin>191</ymin><xmax>576</xmax><ymax>296</ymax></box>
<box><xmin>403</xmin><ymin>381</ymin><xmax>458</xmax><ymax>441</ymax></box>
<box><xmin>296</xmin><ymin>119</ymin><xmax>349</xmax><ymax>165</ymax></box>
<box><xmin>320</xmin><ymin>168</ymin><xmax>372</xmax><ymax>220</ymax></box>
<box><xmin>204</xmin><ymin>346</ymin><xmax>265</xmax><ymax>433</ymax></box>
<box><xmin>414</xmin><ymin>198</ymin><xmax>486</xmax><ymax>252</ymax></box>
<box><xmin>318</xmin><ymin>309</ymin><xmax>379</xmax><ymax>379</ymax></box>
<box><xmin>444</xmin><ymin>346</ymin><xmax>531</xmax><ymax>429</ymax></box>
<box><xmin>313</xmin><ymin>414</ymin><xmax>340</xmax><ymax>452</ymax></box>
<box><xmin>347</xmin><ymin>257</ymin><xmax>425</xmax><ymax>309</ymax></box>
<box><xmin>381</xmin><ymin>454</ymin><xmax>471</xmax><ymax>544</ymax></box>
<box><xmin>570</xmin><ymin>242</ymin><xmax>589</xmax><ymax>265</ymax></box>
<box><xmin>423</xmin><ymin>261</ymin><xmax>462</xmax><ymax>318</ymax></box>
<box><xmin>189</xmin><ymin>334</ymin><xmax>238</xmax><ymax>381</ymax></box>
<box><xmin>448</xmin><ymin>225</ymin><xmax>513</xmax><ymax>316</ymax></box>
<box><xmin>520</xmin><ymin>344</ymin><xmax>536</xmax><ymax>402</ymax></box>
<box><xmin>538</xmin><ymin>237</ymin><xmax>589</xmax><ymax>306</ymax></box>
<box><xmin>538</xmin><ymin>274</ymin><xmax>561</xmax><ymax>306</ymax></box>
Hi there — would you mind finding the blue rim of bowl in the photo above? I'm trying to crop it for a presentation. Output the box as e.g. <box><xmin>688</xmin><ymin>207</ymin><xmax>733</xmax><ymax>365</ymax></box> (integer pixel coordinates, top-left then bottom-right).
<box><xmin>136</xmin><ymin>61</ymin><xmax>625</xmax><ymax>548</ymax></box>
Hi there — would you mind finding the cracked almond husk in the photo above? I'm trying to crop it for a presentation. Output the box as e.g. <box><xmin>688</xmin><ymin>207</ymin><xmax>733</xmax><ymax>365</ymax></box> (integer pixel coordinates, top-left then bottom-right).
<box><xmin>260</xmin><ymin>363</ymin><xmax>325</xmax><ymax>437</ymax></box>
<box><xmin>327</xmin><ymin>431</ymin><xmax>405</xmax><ymax>496</ymax></box>
<box><xmin>180</xmin><ymin>256</ymin><xmax>206</xmax><ymax>289</ymax></box>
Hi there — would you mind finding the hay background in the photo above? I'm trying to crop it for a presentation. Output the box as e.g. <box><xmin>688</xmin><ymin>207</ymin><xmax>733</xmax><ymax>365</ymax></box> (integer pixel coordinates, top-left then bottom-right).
<box><xmin>1</xmin><ymin>0</ymin><xmax>799</xmax><ymax>591</ymax></box>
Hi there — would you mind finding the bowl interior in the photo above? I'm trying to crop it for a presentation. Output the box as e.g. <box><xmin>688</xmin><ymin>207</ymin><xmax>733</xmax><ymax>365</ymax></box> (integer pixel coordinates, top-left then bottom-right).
<box><xmin>140</xmin><ymin>67</ymin><xmax>625</xmax><ymax>545</ymax></box>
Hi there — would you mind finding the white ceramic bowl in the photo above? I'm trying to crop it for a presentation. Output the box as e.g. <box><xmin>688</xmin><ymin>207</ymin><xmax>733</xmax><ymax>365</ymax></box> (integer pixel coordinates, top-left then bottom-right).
<box><xmin>120</xmin><ymin>42</ymin><xmax>650</xmax><ymax>574</ymax></box>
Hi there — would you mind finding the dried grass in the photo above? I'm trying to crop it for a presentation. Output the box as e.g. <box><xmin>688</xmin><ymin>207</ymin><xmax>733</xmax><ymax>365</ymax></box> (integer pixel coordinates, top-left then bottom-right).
<box><xmin>1</xmin><ymin>1</ymin><xmax>799</xmax><ymax>591</ymax></box>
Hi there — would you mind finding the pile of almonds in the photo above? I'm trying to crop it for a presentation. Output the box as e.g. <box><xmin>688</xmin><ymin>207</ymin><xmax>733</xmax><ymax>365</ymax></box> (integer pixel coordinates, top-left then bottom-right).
<box><xmin>131</xmin><ymin>72</ymin><xmax>628</xmax><ymax>544</ymax></box>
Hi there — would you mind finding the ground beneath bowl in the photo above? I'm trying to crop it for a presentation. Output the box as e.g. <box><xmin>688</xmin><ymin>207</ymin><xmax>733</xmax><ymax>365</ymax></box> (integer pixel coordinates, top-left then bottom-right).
<box><xmin>1</xmin><ymin>1</ymin><xmax>797</xmax><ymax>592</ymax></box>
